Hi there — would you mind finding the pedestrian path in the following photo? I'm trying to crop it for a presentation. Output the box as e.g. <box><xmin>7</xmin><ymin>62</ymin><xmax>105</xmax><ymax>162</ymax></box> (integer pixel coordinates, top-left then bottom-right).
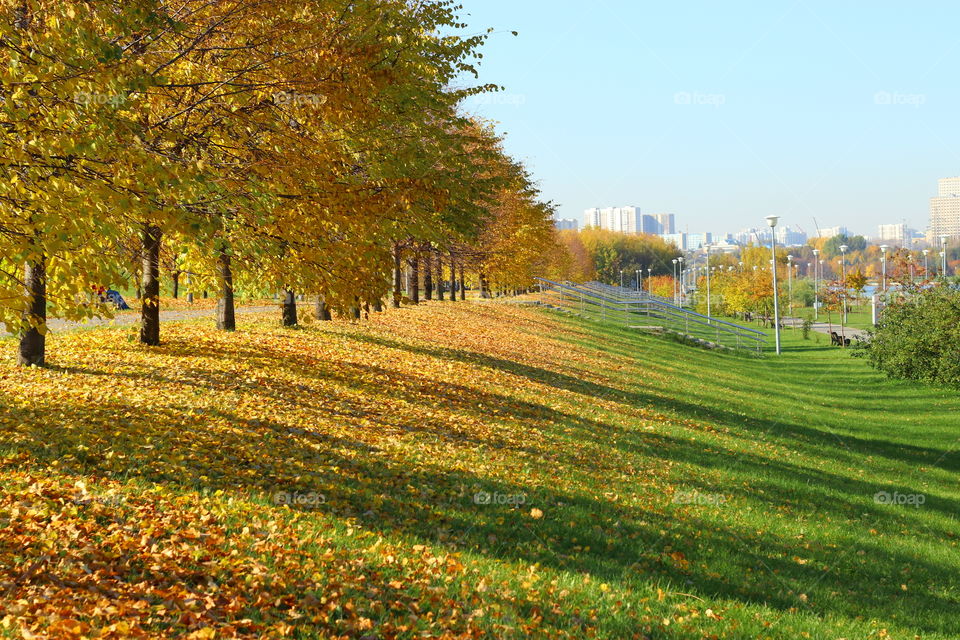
<box><xmin>782</xmin><ymin>317</ymin><xmax>870</xmax><ymax>341</ymax></box>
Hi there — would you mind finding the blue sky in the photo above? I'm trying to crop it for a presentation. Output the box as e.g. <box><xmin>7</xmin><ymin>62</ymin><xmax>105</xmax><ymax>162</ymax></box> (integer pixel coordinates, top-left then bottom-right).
<box><xmin>457</xmin><ymin>0</ymin><xmax>960</xmax><ymax>237</ymax></box>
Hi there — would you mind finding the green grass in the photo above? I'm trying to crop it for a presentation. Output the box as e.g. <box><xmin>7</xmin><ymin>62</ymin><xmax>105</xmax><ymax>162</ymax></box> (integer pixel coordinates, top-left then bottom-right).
<box><xmin>2</xmin><ymin>303</ymin><xmax>958</xmax><ymax>638</ymax></box>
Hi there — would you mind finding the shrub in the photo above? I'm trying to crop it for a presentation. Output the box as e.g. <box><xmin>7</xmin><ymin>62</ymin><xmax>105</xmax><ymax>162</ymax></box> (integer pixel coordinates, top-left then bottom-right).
<box><xmin>859</xmin><ymin>286</ymin><xmax>960</xmax><ymax>386</ymax></box>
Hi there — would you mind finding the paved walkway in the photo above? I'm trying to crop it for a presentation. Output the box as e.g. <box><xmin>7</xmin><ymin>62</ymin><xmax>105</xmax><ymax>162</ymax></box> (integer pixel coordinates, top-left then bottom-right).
<box><xmin>2</xmin><ymin>305</ymin><xmax>277</xmax><ymax>336</ymax></box>
<box><xmin>782</xmin><ymin>317</ymin><xmax>870</xmax><ymax>341</ymax></box>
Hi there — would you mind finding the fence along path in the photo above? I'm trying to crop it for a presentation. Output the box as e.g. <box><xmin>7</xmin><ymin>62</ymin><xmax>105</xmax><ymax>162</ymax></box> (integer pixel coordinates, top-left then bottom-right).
<box><xmin>534</xmin><ymin>278</ymin><xmax>766</xmax><ymax>354</ymax></box>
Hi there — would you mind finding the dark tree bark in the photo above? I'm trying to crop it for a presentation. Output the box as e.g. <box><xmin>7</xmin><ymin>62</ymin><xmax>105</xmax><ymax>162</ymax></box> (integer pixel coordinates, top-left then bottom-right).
<box><xmin>316</xmin><ymin>296</ymin><xmax>332</xmax><ymax>321</ymax></box>
<box><xmin>216</xmin><ymin>248</ymin><xmax>235</xmax><ymax>331</ymax></box>
<box><xmin>479</xmin><ymin>270</ymin><xmax>491</xmax><ymax>298</ymax></box>
<box><xmin>17</xmin><ymin>253</ymin><xmax>46</xmax><ymax>367</ymax></box>
<box><xmin>436</xmin><ymin>252</ymin><xmax>445</xmax><ymax>301</ymax></box>
<box><xmin>373</xmin><ymin>299</ymin><xmax>383</xmax><ymax>312</ymax></box>
<box><xmin>282</xmin><ymin>290</ymin><xmax>297</xmax><ymax>326</ymax></box>
<box><xmin>424</xmin><ymin>252</ymin><xmax>433</xmax><ymax>300</ymax></box>
<box><xmin>172</xmin><ymin>270</ymin><xmax>180</xmax><ymax>299</ymax></box>
<box><xmin>459</xmin><ymin>263</ymin><xmax>465</xmax><ymax>301</ymax></box>
<box><xmin>448</xmin><ymin>252</ymin><xmax>457</xmax><ymax>302</ymax></box>
<box><xmin>139</xmin><ymin>224</ymin><xmax>162</xmax><ymax>346</ymax></box>
<box><xmin>392</xmin><ymin>243</ymin><xmax>402</xmax><ymax>308</ymax></box>
<box><xmin>349</xmin><ymin>297</ymin><xmax>361</xmax><ymax>320</ymax></box>
<box><xmin>410</xmin><ymin>252</ymin><xmax>420</xmax><ymax>304</ymax></box>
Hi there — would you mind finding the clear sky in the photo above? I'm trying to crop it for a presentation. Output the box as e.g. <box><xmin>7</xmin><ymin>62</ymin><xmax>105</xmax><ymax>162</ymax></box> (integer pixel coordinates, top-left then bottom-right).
<box><xmin>457</xmin><ymin>0</ymin><xmax>960</xmax><ymax>238</ymax></box>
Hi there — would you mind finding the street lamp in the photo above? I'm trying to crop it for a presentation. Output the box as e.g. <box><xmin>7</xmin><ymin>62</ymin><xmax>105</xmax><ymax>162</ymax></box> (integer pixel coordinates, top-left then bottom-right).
<box><xmin>672</xmin><ymin>259</ymin><xmax>678</xmax><ymax>304</ymax></box>
<box><xmin>636</xmin><ymin>268</ymin><xmax>641</xmax><ymax>293</ymax></box>
<box><xmin>880</xmin><ymin>244</ymin><xmax>889</xmax><ymax>292</ymax></box>
<box><xmin>620</xmin><ymin>269</ymin><xmax>624</xmax><ymax>289</ymax></box>
<box><xmin>812</xmin><ymin>248</ymin><xmax>820</xmax><ymax>321</ymax></box>
<box><xmin>787</xmin><ymin>254</ymin><xmax>794</xmax><ymax>327</ymax></box>
<box><xmin>923</xmin><ymin>248</ymin><xmax>930</xmax><ymax>279</ymax></box>
<box><xmin>765</xmin><ymin>215</ymin><xmax>781</xmax><ymax>355</ymax></box>
<box><xmin>705</xmin><ymin>245</ymin><xmax>712</xmax><ymax>321</ymax></box>
<box><xmin>677</xmin><ymin>256</ymin><xmax>685</xmax><ymax>305</ymax></box>
<box><xmin>942</xmin><ymin>236</ymin><xmax>949</xmax><ymax>277</ymax></box>
<box><xmin>646</xmin><ymin>268</ymin><xmax>652</xmax><ymax>293</ymax></box>
<box><xmin>839</xmin><ymin>244</ymin><xmax>848</xmax><ymax>323</ymax></box>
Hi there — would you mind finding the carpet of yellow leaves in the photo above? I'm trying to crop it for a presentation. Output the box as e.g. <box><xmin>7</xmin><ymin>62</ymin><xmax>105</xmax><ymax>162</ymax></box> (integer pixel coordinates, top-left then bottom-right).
<box><xmin>0</xmin><ymin>302</ymin><xmax>689</xmax><ymax>639</ymax></box>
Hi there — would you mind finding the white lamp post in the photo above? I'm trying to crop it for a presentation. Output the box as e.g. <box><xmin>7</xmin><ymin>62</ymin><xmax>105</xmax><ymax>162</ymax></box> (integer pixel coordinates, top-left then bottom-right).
<box><xmin>942</xmin><ymin>236</ymin><xmax>949</xmax><ymax>277</ymax></box>
<box><xmin>839</xmin><ymin>244</ymin><xmax>848</xmax><ymax>323</ymax></box>
<box><xmin>672</xmin><ymin>259</ymin><xmax>678</xmax><ymax>304</ymax></box>
<box><xmin>705</xmin><ymin>245</ymin><xmax>712</xmax><ymax>321</ymax></box>
<box><xmin>646</xmin><ymin>268</ymin><xmax>652</xmax><ymax>293</ymax></box>
<box><xmin>765</xmin><ymin>215</ymin><xmax>782</xmax><ymax>355</ymax></box>
<box><xmin>636</xmin><ymin>268</ymin><xmax>641</xmax><ymax>293</ymax></box>
<box><xmin>880</xmin><ymin>244</ymin><xmax>889</xmax><ymax>292</ymax></box>
<box><xmin>923</xmin><ymin>248</ymin><xmax>930</xmax><ymax>278</ymax></box>
<box><xmin>787</xmin><ymin>254</ymin><xmax>794</xmax><ymax>327</ymax></box>
<box><xmin>812</xmin><ymin>248</ymin><xmax>820</xmax><ymax>321</ymax></box>
<box><xmin>620</xmin><ymin>269</ymin><xmax>624</xmax><ymax>289</ymax></box>
<box><xmin>677</xmin><ymin>256</ymin><xmax>685</xmax><ymax>305</ymax></box>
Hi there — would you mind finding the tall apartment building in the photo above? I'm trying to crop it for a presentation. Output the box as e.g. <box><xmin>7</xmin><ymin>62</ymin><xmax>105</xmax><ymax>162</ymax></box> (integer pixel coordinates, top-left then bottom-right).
<box><xmin>554</xmin><ymin>218</ymin><xmax>579</xmax><ymax>231</ymax></box>
<box><xmin>583</xmin><ymin>207</ymin><xmax>666</xmax><ymax>235</ymax></box>
<box><xmin>929</xmin><ymin>177</ymin><xmax>960</xmax><ymax>242</ymax></box>
<box><xmin>650</xmin><ymin>213</ymin><xmax>676</xmax><ymax>234</ymax></box>
<box><xmin>775</xmin><ymin>226</ymin><xmax>808</xmax><ymax>246</ymax></box>
<box><xmin>878</xmin><ymin>223</ymin><xmax>913</xmax><ymax>246</ymax></box>
<box><xmin>820</xmin><ymin>226</ymin><xmax>850</xmax><ymax>239</ymax></box>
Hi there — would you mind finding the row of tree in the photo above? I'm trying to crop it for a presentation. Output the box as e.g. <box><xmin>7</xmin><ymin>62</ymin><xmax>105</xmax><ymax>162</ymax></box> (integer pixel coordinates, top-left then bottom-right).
<box><xmin>1</xmin><ymin>0</ymin><xmax>561</xmax><ymax>366</ymax></box>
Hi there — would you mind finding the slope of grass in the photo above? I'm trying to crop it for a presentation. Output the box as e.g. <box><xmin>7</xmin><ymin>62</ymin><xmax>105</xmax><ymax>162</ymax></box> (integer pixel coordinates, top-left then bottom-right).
<box><xmin>1</xmin><ymin>301</ymin><xmax>957</xmax><ymax>639</ymax></box>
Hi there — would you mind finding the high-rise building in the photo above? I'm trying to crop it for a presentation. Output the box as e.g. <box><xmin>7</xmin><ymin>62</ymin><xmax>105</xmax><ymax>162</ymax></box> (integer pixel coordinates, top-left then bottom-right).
<box><xmin>734</xmin><ymin>228</ymin><xmax>772</xmax><ymax>245</ymax></box>
<box><xmin>554</xmin><ymin>218</ymin><xmax>579</xmax><ymax>231</ymax></box>
<box><xmin>820</xmin><ymin>226</ymin><xmax>850</xmax><ymax>239</ymax></box>
<box><xmin>650</xmin><ymin>213</ymin><xmax>675</xmax><ymax>234</ymax></box>
<box><xmin>929</xmin><ymin>177</ymin><xmax>960</xmax><ymax>242</ymax></box>
<box><xmin>775</xmin><ymin>226</ymin><xmax>808</xmax><ymax>246</ymax></box>
<box><xmin>583</xmin><ymin>206</ymin><xmax>657</xmax><ymax>234</ymax></box>
<box><xmin>878</xmin><ymin>223</ymin><xmax>913</xmax><ymax>246</ymax></box>
<box><xmin>584</xmin><ymin>208</ymin><xmax>602</xmax><ymax>229</ymax></box>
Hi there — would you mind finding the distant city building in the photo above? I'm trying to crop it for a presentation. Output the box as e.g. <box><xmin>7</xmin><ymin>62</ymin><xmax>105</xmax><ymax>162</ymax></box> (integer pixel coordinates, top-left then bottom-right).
<box><xmin>820</xmin><ymin>226</ymin><xmax>850</xmax><ymax>239</ymax></box>
<box><xmin>775</xmin><ymin>225</ymin><xmax>808</xmax><ymax>246</ymax></box>
<box><xmin>929</xmin><ymin>177</ymin><xmax>960</xmax><ymax>242</ymax></box>
<box><xmin>734</xmin><ymin>228</ymin><xmax>772</xmax><ymax>245</ymax></box>
<box><xmin>661</xmin><ymin>232</ymin><xmax>687</xmax><ymax>251</ymax></box>
<box><xmin>661</xmin><ymin>232</ymin><xmax>712</xmax><ymax>251</ymax></box>
<box><xmin>650</xmin><ymin>213</ymin><xmax>676</xmax><ymax>234</ymax></box>
<box><xmin>878</xmin><ymin>223</ymin><xmax>914</xmax><ymax>246</ymax></box>
<box><xmin>554</xmin><ymin>218</ymin><xmax>579</xmax><ymax>231</ymax></box>
<box><xmin>582</xmin><ymin>207</ymin><xmax>668</xmax><ymax>235</ymax></box>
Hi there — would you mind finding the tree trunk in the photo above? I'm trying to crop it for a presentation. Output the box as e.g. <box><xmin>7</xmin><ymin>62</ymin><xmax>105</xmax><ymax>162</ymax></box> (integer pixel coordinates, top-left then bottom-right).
<box><xmin>216</xmin><ymin>248</ymin><xmax>235</xmax><ymax>331</ymax></box>
<box><xmin>282</xmin><ymin>290</ymin><xmax>298</xmax><ymax>326</ymax></box>
<box><xmin>410</xmin><ymin>253</ymin><xmax>420</xmax><ymax>304</ymax></box>
<box><xmin>479</xmin><ymin>270</ymin><xmax>491</xmax><ymax>298</ymax></box>
<box><xmin>448</xmin><ymin>252</ymin><xmax>457</xmax><ymax>302</ymax></box>
<box><xmin>424</xmin><ymin>252</ymin><xmax>433</xmax><ymax>300</ymax></box>
<box><xmin>436</xmin><ymin>252</ymin><xmax>445</xmax><ymax>301</ymax></box>
<box><xmin>373</xmin><ymin>299</ymin><xmax>383</xmax><ymax>312</ymax></box>
<box><xmin>349</xmin><ymin>297</ymin><xmax>361</xmax><ymax>320</ymax></box>
<box><xmin>393</xmin><ymin>243</ymin><xmax>402</xmax><ymax>308</ymax></box>
<box><xmin>316</xmin><ymin>296</ymin><xmax>332</xmax><ymax>321</ymax></box>
<box><xmin>139</xmin><ymin>224</ymin><xmax>162</xmax><ymax>346</ymax></box>
<box><xmin>17</xmin><ymin>253</ymin><xmax>46</xmax><ymax>367</ymax></box>
<box><xmin>172</xmin><ymin>270</ymin><xmax>180</xmax><ymax>299</ymax></box>
<box><xmin>459</xmin><ymin>263</ymin><xmax>466</xmax><ymax>300</ymax></box>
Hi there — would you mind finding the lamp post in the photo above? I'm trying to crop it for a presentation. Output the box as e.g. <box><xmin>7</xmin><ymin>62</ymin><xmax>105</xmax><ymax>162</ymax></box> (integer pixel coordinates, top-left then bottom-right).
<box><xmin>765</xmin><ymin>215</ymin><xmax>782</xmax><ymax>355</ymax></box>
<box><xmin>672</xmin><ymin>259</ymin><xmax>678</xmax><ymax>304</ymax></box>
<box><xmin>880</xmin><ymin>244</ymin><xmax>889</xmax><ymax>292</ymax></box>
<box><xmin>839</xmin><ymin>244</ymin><xmax>848</xmax><ymax>323</ymax></box>
<box><xmin>705</xmin><ymin>246</ymin><xmax>712</xmax><ymax>321</ymax></box>
<box><xmin>942</xmin><ymin>236</ymin><xmax>949</xmax><ymax>277</ymax></box>
<box><xmin>646</xmin><ymin>268</ymin><xmax>652</xmax><ymax>293</ymax></box>
<box><xmin>923</xmin><ymin>248</ymin><xmax>930</xmax><ymax>279</ymax></box>
<box><xmin>677</xmin><ymin>256</ymin><xmax>685</xmax><ymax>305</ymax></box>
<box><xmin>787</xmin><ymin>254</ymin><xmax>794</xmax><ymax>327</ymax></box>
<box><xmin>636</xmin><ymin>268</ymin><xmax>641</xmax><ymax>293</ymax></box>
<box><xmin>812</xmin><ymin>248</ymin><xmax>820</xmax><ymax>321</ymax></box>
<box><xmin>620</xmin><ymin>269</ymin><xmax>624</xmax><ymax>289</ymax></box>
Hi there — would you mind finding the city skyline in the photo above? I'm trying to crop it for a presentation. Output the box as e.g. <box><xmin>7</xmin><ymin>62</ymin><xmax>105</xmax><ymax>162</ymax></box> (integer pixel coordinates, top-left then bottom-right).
<box><xmin>461</xmin><ymin>1</ymin><xmax>960</xmax><ymax>235</ymax></box>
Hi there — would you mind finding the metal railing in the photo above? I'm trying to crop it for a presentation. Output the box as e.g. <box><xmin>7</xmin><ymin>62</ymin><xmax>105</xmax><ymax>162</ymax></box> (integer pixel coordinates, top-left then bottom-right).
<box><xmin>535</xmin><ymin>278</ymin><xmax>766</xmax><ymax>354</ymax></box>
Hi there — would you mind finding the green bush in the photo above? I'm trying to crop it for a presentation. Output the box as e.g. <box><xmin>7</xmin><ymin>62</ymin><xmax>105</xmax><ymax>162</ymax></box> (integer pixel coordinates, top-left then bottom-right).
<box><xmin>859</xmin><ymin>287</ymin><xmax>960</xmax><ymax>386</ymax></box>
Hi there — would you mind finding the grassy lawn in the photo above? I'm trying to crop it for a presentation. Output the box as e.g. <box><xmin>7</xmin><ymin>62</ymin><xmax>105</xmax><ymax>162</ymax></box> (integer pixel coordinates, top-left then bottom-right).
<box><xmin>1</xmin><ymin>301</ymin><xmax>957</xmax><ymax>638</ymax></box>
